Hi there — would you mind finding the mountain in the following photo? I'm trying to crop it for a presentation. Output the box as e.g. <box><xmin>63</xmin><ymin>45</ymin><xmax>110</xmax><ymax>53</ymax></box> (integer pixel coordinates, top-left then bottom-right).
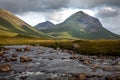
<box><xmin>0</xmin><ymin>9</ymin><xmax>50</xmax><ymax>38</ymax></box>
<box><xmin>41</xmin><ymin>11</ymin><xmax>120</xmax><ymax>39</ymax></box>
<box><xmin>35</xmin><ymin>21</ymin><xmax>55</xmax><ymax>29</ymax></box>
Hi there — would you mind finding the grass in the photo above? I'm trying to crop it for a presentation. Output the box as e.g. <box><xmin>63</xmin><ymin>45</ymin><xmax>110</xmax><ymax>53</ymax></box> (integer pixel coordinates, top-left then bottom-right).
<box><xmin>0</xmin><ymin>38</ymin><xmax>120</xmax><ymax>56</ymax></box>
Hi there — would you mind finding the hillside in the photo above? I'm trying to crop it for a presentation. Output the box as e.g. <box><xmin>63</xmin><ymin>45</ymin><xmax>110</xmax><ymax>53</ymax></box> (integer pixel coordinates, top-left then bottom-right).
<box><xmin>41</xmin><ymin>11</ymin><xmax>120</xmax><ymax>39</ymax></box>
<box><xmin>35</xmin><ymin>21</ymin><xmax>55</xmax><ymax>29</ymax></box>
<box><xmin>0</xmin><ymin>9</ymin><xmax>50</xmax><ymax>38</ymax></box>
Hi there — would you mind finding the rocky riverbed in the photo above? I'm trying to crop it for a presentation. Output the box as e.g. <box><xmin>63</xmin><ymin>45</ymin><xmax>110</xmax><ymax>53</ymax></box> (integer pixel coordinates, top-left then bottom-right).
<box><xmin>0</xmin><ymin>45</ymin><xmax>120</xmax><ymax>80</ymax></box>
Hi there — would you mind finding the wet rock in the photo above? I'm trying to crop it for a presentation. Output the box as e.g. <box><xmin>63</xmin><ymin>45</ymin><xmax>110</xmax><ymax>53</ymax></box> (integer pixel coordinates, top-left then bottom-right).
<box><xmin>0</xmin><ymin>51</ymin><xmax>5</xmax><ymax>56</ymax></box>
<box><xmin>105</xmin><ymin>76</ymin><xmax>113</xmax><ymax>80</ymax></box>
<box><xmin>102</xmin><ymin>66</ymin><xmax>113</xmax><ymax>71</ymax></box>
<box><xmin>5</xmin><ymin>57</ymin><xmax>17</xmax><ymax>62</ymax></box>
<box><xmin>24</xmin><ymin>46</ymin><xmax>31</xmax><ymax>51</ymax></box>
<box><xmin>38</xmin><ymin>52</ymin><xmax>45</xmax><ymax>54</ymax></box>
<box><xmin>0</xmin><ymin>64</ymin><xmax>12</xmax><ymax>72</ymax></box>
<box><xmin>0</xmin><ymin>77</ymin><xmax>6</xmax><ymax>80</ymax></box>
<box><xmin>10</xmin><ymin>57</ymin><xmax>17</xmax><ymax>61</ymax></box>
<box><xmin>70</xmin><ymin>55</ymin><xmax>78</xmax><ymax>59</ymax></box>
<box><xmin>112</xmin><ymin>61</ymin><xmax>120</xmax><ymax>66</ymax></box>
<box><xmin>16</xmin><ymin>48</ymin><xmax>22</xmax><ymax>52</ymax></box>
<box><xmin>68</xmin><ymin>77</ymin><xmax>77</xmax><ymax>80</ymax></box>
<box><xmin>20</xmin><ymin>56</ymin><xmax>33</xmax><ymax>62</ymax></box>
<box><xmin>5</xmin><ymin>58</ymin><xmax>11</xmax><ymax>62</ymax></box>
<box><xmin>109</xmin><ymin>74</ymin><xmax>120</xmax><ymax>80</ymax></box>
<box><xmin>25</xmin><ymin>64</ymin><xmax>32</xmax><ymax>69</ymax></box>
<box><xmin>83</xmin><ymin>60</ymin><xmax>90</xmax><ymax>65</ymax></box>
<box><xmin>91</xmin><ymin>63</ymin><xmax>99</xmax><ymax>70</ymax></box>
<box><xmin>78</xmin><ymin>57</ymin><xmax>84</xmax><ymax>61</ymax></box>
<box><xmin>20</xmin><ymin>76</ymin><xmax>28</xmax><ymax>80</ymax></box>
<box><xmin>12</xmin><ymin>53</ymin><xmax>17</xmax><ymax>57</ymax></box>
<box><xmin>77</xmin><ymin>73</ymin><xmax>86</xmax><ymax>80</ymax></box>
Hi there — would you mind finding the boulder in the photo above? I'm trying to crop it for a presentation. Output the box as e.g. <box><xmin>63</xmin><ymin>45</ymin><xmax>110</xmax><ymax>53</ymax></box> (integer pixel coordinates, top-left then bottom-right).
<box><xmin>24</xmin><ymin>47</ymin><xmax>31</xmax><ymax>51</ymax></box>
<box><xmin>83</xmin><ymin>60</ymin><xmax>90</xmax><ymax>65</ymax></box>
<box><xmin>10</xmin><ymin>57</ymin><xmax>17</xmax><ymax>61</ymax></box>
<box><xmin>16</xmin><ymin>48</ymin><xmax>22</xmax><ymax>52</ymax></box>
<box><xmin>0</xmin><ymin>64</ymin><xmax>12</xmax><ymax>72</ymax></box>
<box><xmin>91</xmin><ymin>63</ymin><xmax>99</xmax><ymax>70</ymax></box>
<box><xmin>70</xmin><ymin>55</ymin><xmax>78</xmax><ymax>59</ymax></box>
<box><xmin>77</xmin><ymin>73</ymin><xmax>86</xmax><ymax>80</ymax></box>
<box><xmin>12</xmin><ymin>53</ymin><xmax>17</xmax><ymax>57</ymax></box>
<box><xmin>0</xmin><ymin>51</ymin><xmax>5</xmax><ymax>56</ymax></box>
<box><xmin>5</xmin><ymin>57</ymin><xmax>17</xmax><ymax>62</ymax></box>
<box><xmin>20</xmin><ymin>56</ymin><xmax>33</xmax><ymax>62</ymax></box>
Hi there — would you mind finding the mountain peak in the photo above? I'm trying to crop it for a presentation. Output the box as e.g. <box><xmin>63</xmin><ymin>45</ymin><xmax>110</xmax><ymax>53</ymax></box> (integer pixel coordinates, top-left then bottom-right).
<box><xmin>35</xmin><ymin>21</ymin><xmax>55</xmax><ymax>29</ymax></box>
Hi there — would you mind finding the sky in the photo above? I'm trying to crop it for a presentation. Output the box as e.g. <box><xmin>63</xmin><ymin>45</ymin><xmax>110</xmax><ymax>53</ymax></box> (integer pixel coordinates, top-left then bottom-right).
<box><xmin>0</xmin><ymin>0</ymin><xmax>120</xmax><ymax>35</ymax></box>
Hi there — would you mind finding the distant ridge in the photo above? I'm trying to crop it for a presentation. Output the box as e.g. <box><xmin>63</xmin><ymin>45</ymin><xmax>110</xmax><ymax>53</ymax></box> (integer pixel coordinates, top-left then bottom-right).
<box><xmin>0</xmin><ymin>9</ymin><xmax>50</xmax><ymax>38</ymax></box>
<box><xmin>40</xmin><ymin>11</ymin><xmax>120</xmax><ymax>39</ymax></box>
<box><xmin>35</xmin><ymin>21</ymin><xmax>55</xmax><ymax>29</ymax></box>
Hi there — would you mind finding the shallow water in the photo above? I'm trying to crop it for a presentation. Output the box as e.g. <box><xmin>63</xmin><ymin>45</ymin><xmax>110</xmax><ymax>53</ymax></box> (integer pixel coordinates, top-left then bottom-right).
<box><xmin>0</xmin><ymin>45</ymin><xmax>120</xmax><ymax>80</ymax></box>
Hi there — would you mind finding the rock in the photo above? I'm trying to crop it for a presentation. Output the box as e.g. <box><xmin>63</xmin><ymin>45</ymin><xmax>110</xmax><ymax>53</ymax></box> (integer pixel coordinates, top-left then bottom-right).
<box><xmin>0</xmin><ymin>77</ymin><xmax>6</xmax><ymax>80</ymax></box>
<box><xmin>83</xmin><ymin>60</ymin><xmax>90</xmax><ymax>65</ymax></box>
<box><xmin>78</xmin><ymin>57</ymin><xmax>84</xmax><ymax>61</ymax></box>
<box><xmin>91</xmin><ymin>63</ymin><xmax>99</xmax><ymax>70</ymax></box>
<box><xmin>0</xmin><ymin>64</ymin><xmax>12</xmax><ymax>72</ymax></box>
<box><xmin>10</xmin><ymin>57</ymin><xmax>17</xmax><ymax>61</ymax></box>
<box><xmin>70</xmin><ymin>55</ymin><xmax>78</xmax><ymax>59</ymax></box>
<box><xmin>110</xmin><ymin>74</ymin><xmax>120</xmax><ymax>80</ymax></box>
<box><xmin>20</xmin><ymin>56</ymin><xmax>33</xmax><ymax>62</ymax></box>
<box><xmin>12</xmin><ymin>53</ymin><xmax>17</xmax><ymax>57</ymax></box>
<box><xmin>25</xmin><ymin>64</ymin><xmax>31</xmax><ymax>68</ymax></box>
<box><xmin>77</xmin><ymin>73</ymin><xmax>86</xmax><ymax>80</ymax></box>
<box><xmin>24</xmin><ymin>46</ymin><xmax>31</xmax><ymax>51</ymax></box>
<box><xmin>38</xmin><ymin>52</ymin><xmax>45</xmax><ymax>54</ymax></box>
<box><xmin>5</xmin><ymin>57</ymin><xmax>17</xmax><ymax>62</ymax></box>
<box><xmin>102</xmin><ymin>66</ymin><xmax>113</xmax><ymax>71</ymax></box>
<box><xmin>68</xmin><ymin>77</ymin><xmax>77</xmax><ymax>80</ymax></box>
<box><xmin>112</xmin><ymin>61</ymin><xmax>120</xmax><ymax>66</ymax></box>
<box><xmin>105</xmin><ymin>76</ymin><xmax>113</xmax><ymax>80</ymax></box>
<box><xmin>0</xmin><ymin>51</ymin><xmax>5</xmax><ymax>56</ymax></box>
<box><xmin>5</xmin><ymin>58</ymin><xmax>11</xmax><ymax>62</ymax></box>
<box><xmin>16</xmin><ymin>48</ymin><xmax>22</xmax><ymax>52</ymax></box>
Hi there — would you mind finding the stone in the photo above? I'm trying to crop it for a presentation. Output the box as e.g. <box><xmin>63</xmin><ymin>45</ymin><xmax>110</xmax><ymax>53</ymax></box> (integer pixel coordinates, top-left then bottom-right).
<box><xmin>12</xmin><ymin>53</ymin><xmax>17</xmax><ymax>57</ymax></box>
<box><xmin>0</xmin><ymin>77</ymin><xmax>6</xmax><ymax>80</ymax></box>
<box><xmin>92</xmin><ymin>63</ymin><xmax>99</xmax><ymax>70</ymax></box>
<box><xmin>70</xmin><ymin>55</ymin><xmax>78</xmax><ymax>59</ymax></box>
<box><xmin>83</xmin><ymin>60</ymin><xmax>90</xmax><ymax>65</ymax></box>
<box><xmin>0</xmin><ymin>51</ymin><xmax>5</xmax><ymax>56</ymax></box>
<box><xmin>5</xmin><ymin>57</ymin><xmax>17</xmax><ymax>62</ymax></box>
<box><xmin>20</xmin><ymin>56</ymin><xmax>33</xmax><ymax>62</ymax></box>
<box><xmin>77</xmin><ymin>73</ymin><xmax>86</xmax><ymax>80</ymax></box>
<box><xmin>38</xmin><ymin>52</ymin><xmax>45</xmax><ymax>54</ymax></box>
<box><xmin>10</xmin><ymin>57</ymin><xmax>17</xmax><ymax>61</ymax></box>
<box><xmin>24</xmin><ymin>47</ymin><xmax>30</xmax><ymax>51</ymax></box>
<box><xmin>5</xmin><ymin>58</ymin><xmax>11</xmax><ymax>62</ymax></box>
<box><xmin>102</xmin><ymin>66</ymin><xmax>116</xmax><ymax>71</ymax></box>
<box><xmin>0</xmin><ymin>64</ymin><xmax>12</xmax><ymax>72</ymax></box>
<box><xmin>16</xmin><ymin>48</ymin><xmax>22</xmax><ymax>52</ymax></box>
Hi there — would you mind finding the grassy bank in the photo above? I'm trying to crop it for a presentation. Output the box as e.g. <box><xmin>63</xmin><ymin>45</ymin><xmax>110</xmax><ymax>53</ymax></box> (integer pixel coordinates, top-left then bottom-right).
<box><xmin>0</xmin><ymin>38</ymin><xmax>120</xmax><ymax>56</ymax></box>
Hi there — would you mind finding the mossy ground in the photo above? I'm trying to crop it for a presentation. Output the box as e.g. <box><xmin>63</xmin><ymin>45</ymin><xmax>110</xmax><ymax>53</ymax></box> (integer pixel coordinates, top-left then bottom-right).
<box><xmin>0</xmin><ymin>38</ymin><xmax>120</xmax><ymax>56</ymax></box>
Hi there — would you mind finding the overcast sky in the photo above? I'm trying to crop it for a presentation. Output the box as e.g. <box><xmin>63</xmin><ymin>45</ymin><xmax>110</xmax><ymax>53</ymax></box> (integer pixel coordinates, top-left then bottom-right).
<box><xmin>0</xmin><ymin>0</ymin><xmax>120</xmax><ymax>35</ymax></box>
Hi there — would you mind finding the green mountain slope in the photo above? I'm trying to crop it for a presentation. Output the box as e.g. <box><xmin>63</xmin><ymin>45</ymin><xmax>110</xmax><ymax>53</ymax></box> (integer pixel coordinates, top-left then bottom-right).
<box><xmin>0</xmin><ymin>9</ymin><xmax>50</xmax><ymax>38</ymax></box>
<box><xmin>41</xmin><ymin>11</ymin><xmax>120</xmax><ymax>39</ymax></box>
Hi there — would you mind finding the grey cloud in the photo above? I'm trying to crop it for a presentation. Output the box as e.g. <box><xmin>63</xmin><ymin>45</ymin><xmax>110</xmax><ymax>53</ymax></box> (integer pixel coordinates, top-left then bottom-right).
<box><xmin>0</xmin><ymin>0</ymin><xmax>69</xmax><ymax>13</ymax></box>
<box><xmin>0</xmin><ymin>0</ymin><xmax>120</xmax><ymax>13</ymax></box>
<box><xmin>100</xmin><ymin>15</ymin><xmax>120</xmax><ymax>35</ymax></box>
<box><xmin>95</xmin><ymin>6</ymin><xmax>119</xmax><ymax>18</ymax></box>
